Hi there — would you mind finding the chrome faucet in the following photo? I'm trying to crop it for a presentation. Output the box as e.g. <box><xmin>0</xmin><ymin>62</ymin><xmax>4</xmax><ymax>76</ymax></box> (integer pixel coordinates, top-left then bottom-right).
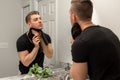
<box><xmin>65</xmin><ymin>63</ymin><xmax>71</xmax><ymax>71</ymax></box>
<box><xmin>64</xmin><ymin>63</ymin><xmax>72</xmax><ymax>80</ymax></box>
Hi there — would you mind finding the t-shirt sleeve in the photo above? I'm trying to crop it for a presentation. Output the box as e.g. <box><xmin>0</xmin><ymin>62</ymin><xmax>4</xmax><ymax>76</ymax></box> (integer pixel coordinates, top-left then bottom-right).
<box><xmin>71</xmin><ymin>40</ymin><xmax>89</xmax><ymax>63</ymax></box>
<box><xmin>16</xmin><ymin>38</ymin><xmax>27</xmax><ymax>52</ymax></box>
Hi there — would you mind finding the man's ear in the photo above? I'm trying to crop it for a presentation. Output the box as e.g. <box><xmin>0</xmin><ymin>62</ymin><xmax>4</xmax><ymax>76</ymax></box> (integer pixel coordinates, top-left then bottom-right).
<box><xmin>72</xmin><ymin>13</ymin><xmax>77</xmax><ymax>22</ymax></box>
<box><xmin>71</xmin><ymin>13</ymin><xmax>77</xmax><ymax>25</ymax></box>
<box><xmin>27</xmin><ymin>22</ymin><xmax>31</xmax><ymax>27</ymax></box>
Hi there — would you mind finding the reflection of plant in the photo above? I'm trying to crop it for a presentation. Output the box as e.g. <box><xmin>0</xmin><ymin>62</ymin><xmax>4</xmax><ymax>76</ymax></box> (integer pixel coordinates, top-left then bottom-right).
<box><xmin>28</xmin><ymin>63</ymin><xmax>52</xmax><ymax>78</ymax></box>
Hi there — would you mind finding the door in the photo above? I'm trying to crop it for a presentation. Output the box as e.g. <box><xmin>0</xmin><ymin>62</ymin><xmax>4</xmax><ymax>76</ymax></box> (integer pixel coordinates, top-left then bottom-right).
<box><xmin>38</xmin><ymin>0</ymin><xmax>57</xmax><ymax>66</ymax></box>
<box><xmin>21</xmin><ymin>0</ymin><xmax>31</xmax><ymax>33</ymax></box>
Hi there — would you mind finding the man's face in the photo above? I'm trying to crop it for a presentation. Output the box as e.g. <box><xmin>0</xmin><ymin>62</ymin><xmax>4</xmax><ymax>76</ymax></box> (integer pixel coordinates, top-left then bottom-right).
<box><xmin>28</xmin><ymin>14</ymin><xmax>43</xmax><ymax>29</ymax></box>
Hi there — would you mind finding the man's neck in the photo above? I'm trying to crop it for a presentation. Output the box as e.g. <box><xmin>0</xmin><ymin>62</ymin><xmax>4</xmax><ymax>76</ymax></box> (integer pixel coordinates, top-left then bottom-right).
<box><xmin>78</xmin><ymin>21</ymin><xmax>94</xmax><ymax>30</ymax></box>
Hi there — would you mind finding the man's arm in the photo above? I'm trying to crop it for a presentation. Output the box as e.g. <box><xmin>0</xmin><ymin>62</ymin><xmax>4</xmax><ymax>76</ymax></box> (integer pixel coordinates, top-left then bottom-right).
<box><xmin>70</xmin><ymin>62</ymin><xmax>88</xmax><ymax>80</ymax></box>
<box><xmin>18</xmin><ymin>46</ymin><xmax>39</xmax><ymax>67</ymax></box>
<box><xmin>18</xmin><ymin>35</ymin><xmax>40</xmax><ymax>67</ymax></box>
<box><xmin>70</xmin><ymin>38</ymin><xmax>75</xmax><ymax>44</ymax></box>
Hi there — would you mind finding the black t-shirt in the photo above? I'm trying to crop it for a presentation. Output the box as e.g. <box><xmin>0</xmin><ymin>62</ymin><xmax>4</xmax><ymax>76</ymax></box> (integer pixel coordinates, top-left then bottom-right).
<box><xmin>72</xmin><ymin>25</ymin><xmax>120</xmax><ymax>80</ymax></box>
<box><xmin>16</xmin><ymin>32</ymin><xmax>51</xmax><ymax>74</ymax></box>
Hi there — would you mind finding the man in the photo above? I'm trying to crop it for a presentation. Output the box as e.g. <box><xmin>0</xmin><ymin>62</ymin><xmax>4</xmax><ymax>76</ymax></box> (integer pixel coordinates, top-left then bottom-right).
<box><xmin>69</xmin><ymin>0</ymin><xmax>120</xmax><ymax>80</ymax></box>
<box><xmin>16</xmin><ymin>11</ymin><xmax>53</xmax><ymax>74</ymax></box>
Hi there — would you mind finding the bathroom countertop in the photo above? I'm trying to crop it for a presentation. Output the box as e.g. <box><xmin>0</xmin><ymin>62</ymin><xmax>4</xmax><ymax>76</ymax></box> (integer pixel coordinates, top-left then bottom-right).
<box><xmin>0</xmin><ymin>68</ymin><xmax>68</xmax><ymax>80</ymax></box>
<box><xmin>0</xmin><ymin>74</ymin><xmax>59</xmax><ymax>80</ymax></box>
<box><xmin>0</xmin><ymin>67</ymin><xmax>89</xmax><ymax>80</ymax></box>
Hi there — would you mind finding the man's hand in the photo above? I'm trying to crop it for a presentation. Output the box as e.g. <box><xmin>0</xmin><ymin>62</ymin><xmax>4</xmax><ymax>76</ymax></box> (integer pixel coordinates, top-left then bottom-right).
<box><xmin>71</xmin><ymin>23</ymin><xmax>81</xmax><ymax>39</ymax></box>
<box><xmin>32</xmin><ymin>29</ymin><xmax>42</xmax><ymax>47</ymax></box>
<box><xmin>32</xmin><ymin>36</ymin><xmax>40</xmax><ymax>47</ymax></box>
<box><xmin>70</xmin><ymin>38</ymin><xmax>75</xmax><ymax>45</ymax></box>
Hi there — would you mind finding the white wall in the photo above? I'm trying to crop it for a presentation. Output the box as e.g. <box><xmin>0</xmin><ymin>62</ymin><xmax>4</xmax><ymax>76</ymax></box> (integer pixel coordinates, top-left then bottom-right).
<box><xmin>92</xmin><ymin>0</ymin><xmax>120</xmax><ymax>38</ymax></box>
<box><xmin>0</xmin><ymin>0</ymin><xmax>21</xmax><ymax>77</ymax></box>
<box><xmin>56</xmin><ymin>0</ymin><xmax>120</xmax><ymax>64</ymax></box>
<box><xmin>57</xmin><ymin>0</ymin><xmax>72</xmax><ymax>64</ymax></box>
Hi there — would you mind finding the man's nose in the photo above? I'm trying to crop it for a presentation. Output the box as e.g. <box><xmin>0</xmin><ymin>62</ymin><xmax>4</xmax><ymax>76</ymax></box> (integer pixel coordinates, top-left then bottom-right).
<box><xmin>38</xmin><ymin>19</ymin><xmax>42</xmax><ymax>22</ymax></box>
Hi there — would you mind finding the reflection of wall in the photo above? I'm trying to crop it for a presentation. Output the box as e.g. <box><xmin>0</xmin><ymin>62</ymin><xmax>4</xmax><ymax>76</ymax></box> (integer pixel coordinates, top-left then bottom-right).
<box><xmin>0</xmin><ymin>0</ymin><xmax>21</xmax><ymax>78</ymax></box>
<box><xmin>57</xmin><ymin>0</ymin><xmax>72</xmax><ymax>64</ymax></box>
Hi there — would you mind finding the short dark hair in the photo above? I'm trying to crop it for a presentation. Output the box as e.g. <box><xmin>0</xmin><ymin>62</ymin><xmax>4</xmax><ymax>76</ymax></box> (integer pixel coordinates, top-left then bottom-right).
<box><xmin>25</xmin><ymin>11</ymin><xmax>39</xmax><ymax>23</ymax></box>
<box><xmin>71</xmin><ymin>0</ymin><xmax>93</xmax><ymax>21</ymax></box>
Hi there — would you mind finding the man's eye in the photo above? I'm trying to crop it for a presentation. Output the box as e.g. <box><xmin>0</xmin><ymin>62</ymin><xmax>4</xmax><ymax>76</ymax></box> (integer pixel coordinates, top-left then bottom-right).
<box><xmin>34</xmin><ymin>18</ymin><xmax>37</xmax><ymax>21</ymax></box>
<box><xmin>33</xmin><ymin>17</ymin><xmax>41</xmax><ymax>21</ymax></box>
<box><xmin>39</xmin><ymin>17</ymin><xmax>42</xmax><ymax>20</ymax></box>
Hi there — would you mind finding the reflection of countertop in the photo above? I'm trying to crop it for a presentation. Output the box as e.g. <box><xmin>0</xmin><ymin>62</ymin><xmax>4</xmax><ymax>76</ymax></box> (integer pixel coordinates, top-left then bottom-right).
<box><xmin>0</xmin><ymin>74</ymin><xmax>89</xmax><ymax>80</ymax></box>
<box><xmin>0</xmin><ymin>67</ymin><xmax>89</xmax><ymax>80</ymax></box>
<box><xmin>0</xmin><ymin>74</ymin><xmax>58</xmax><ymax>80</ymax></box>
<box><xmin>0</xmin><ymin>68</ymin><xmax>68</xmax><ymax>80</ymax></box>
<box><xmin>0</xmin><ymin>75</ymin><xmax>27</xmax><ymax>80</ymax></box>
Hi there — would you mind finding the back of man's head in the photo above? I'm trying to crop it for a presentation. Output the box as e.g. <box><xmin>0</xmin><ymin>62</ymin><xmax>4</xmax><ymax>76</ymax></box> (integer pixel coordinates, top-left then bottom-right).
<box><xmin>71</xmin><ymin>0</ymin><xmax>93</xmax><ymax>21</ymax></box>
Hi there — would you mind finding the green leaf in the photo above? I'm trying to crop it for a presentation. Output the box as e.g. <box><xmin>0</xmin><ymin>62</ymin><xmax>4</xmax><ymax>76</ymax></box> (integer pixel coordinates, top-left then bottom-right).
<box><xmin>28</xmin><ymin>63</ymin><xmax>52</xmax><ymax>78</ymax></box>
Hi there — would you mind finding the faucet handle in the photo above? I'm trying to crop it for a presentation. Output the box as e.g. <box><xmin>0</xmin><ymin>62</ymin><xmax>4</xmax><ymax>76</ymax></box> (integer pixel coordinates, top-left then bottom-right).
<box><xmin>65</xmin><ymin>63</ymin><xmax>71</xmax><ymax>71</ymax></box>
